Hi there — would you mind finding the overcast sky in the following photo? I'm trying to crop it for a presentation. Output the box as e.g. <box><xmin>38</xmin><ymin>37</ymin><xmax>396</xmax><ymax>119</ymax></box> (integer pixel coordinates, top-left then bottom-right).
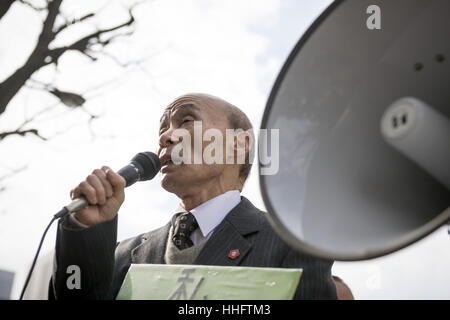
<box><xmin>0</xmin><ymin>0</ymin><xmax>449</xmax><ymax>299</ymax></box>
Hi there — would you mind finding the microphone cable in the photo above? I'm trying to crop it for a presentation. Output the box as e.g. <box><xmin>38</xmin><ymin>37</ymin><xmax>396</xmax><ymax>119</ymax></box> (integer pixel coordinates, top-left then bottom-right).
<box><xmin>19</xmin><ymin>207</ymin><xmax>68</xmax><ymax>300</ymax></box>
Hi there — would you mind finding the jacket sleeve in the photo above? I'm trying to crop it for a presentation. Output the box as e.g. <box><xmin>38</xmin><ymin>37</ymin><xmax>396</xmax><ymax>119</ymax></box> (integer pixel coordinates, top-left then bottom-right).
<box><xmin>51</xmin><ymin>215</ymin><xmax>118</xmax><ymax>300</ymax></box>
<box><xmin>281</xmin><ymin>248</ymin><xmax>337</xmax><ymax>300</ymax></box>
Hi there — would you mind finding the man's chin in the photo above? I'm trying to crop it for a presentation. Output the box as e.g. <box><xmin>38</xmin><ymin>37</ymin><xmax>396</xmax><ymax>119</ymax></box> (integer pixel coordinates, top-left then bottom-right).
<box><xmin>160</xmin><ymin>172</ymin><xmax>183</xmax><ymax>193</ymax></box>
<box><xmin>160</xmin><ymin>161</ymin><xmax>176</xmax><ymax>173</ymax></box>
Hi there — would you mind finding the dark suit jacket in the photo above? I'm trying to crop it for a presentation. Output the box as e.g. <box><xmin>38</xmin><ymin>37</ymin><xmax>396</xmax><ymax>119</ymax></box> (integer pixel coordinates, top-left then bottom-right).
<box><xmin>50</xmin><ymin>196</ymin><xmax>337</xmax><ymax>300</ymax></box>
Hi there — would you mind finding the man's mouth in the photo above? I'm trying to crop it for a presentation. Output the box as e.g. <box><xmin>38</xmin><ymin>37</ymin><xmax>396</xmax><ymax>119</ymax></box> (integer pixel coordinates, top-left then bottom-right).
<box><xmin>160</xmin><ymin>153</ymin><xmax>174</xmax><ymax>168</ymax></box>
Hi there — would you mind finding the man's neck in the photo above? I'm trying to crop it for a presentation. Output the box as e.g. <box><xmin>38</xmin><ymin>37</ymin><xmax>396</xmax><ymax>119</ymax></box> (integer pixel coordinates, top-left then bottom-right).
<box><xmin>178</xmin><ymin>183</ymin><xmax>240</xmax><ymax>211</ymax></box>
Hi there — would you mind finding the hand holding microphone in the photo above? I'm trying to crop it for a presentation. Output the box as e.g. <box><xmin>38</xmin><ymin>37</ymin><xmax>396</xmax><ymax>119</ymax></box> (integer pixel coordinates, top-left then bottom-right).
<box><xmin>62</xmin><ymin>152</ymin><xmax>161</xmax><ymax>226</ymax></box>
<box><xmin>20</xmin><ymin>151</ymin><xmax>161</xmax><ymax>299</ymax></box>
<box><xmin>70</xmin><ymin>166</ymin><xmax>126</xmax><ymax>227</ymax></box>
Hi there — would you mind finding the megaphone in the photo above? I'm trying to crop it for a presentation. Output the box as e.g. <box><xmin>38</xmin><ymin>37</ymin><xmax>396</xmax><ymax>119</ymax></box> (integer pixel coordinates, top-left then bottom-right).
<box><xmin>259</xmin><ymin>0</ymin><xmax>450</xmax><ymax>261</ymax></box>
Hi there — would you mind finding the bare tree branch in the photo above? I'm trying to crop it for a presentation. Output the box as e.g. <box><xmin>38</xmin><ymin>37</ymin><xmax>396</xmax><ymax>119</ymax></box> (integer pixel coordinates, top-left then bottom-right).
<box><xmin>0</xmin><ymin>128</ymin><xmax>47</xmax><ymax>141</ymax></box>
<box><xmin>18</xmin><ymin>0</ymin><xmax>47</xmax><ymax>11</ymax></box>
<box><xmin>54</xmin><ymin>12</ymin><xmax>95</xmax><ymax>34</ymax></box>
<box><xmin>47</xmin><ymin>9</ymin><xmax>135</xmax><ymax>65</ymax></box>
<box><xmin>0</xmin><ymin>1</ymin><xmax>136</xmax><ymax>116</ymax></box>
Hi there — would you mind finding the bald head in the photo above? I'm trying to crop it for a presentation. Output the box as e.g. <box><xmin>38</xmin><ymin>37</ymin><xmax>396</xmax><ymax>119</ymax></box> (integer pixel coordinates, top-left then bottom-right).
<box><xmin>165</xmin><ymin>93</ymin><xmax>240</xmax><ymax>119</ymax></box>
<box><xmin>161</xmin><ymin>93</ymin><xmax>254</xmax><ymax>181</ymax></box>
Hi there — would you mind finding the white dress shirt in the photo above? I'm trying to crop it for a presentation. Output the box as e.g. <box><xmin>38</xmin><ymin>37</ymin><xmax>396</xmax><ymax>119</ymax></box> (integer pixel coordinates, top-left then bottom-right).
<box><xmin>171</xmin><ymin>190</ymin><xmax>241</xmax><ymax>246</ymax></box>
<box><xmin>69</xmin><ymin>190</ymin><xmax>242</xmax><ymax>245</ymax></box>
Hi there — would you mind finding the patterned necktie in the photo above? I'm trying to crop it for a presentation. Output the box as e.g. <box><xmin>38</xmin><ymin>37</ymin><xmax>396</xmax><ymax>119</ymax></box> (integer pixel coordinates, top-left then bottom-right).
<box><xmin>172</xmin><ymin>212</ymin><xmax>199</xmax><ymax>250</ymax></box>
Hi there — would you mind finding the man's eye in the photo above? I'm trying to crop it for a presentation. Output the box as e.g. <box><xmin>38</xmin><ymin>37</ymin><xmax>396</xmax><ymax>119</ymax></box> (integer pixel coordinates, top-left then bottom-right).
<box><xmin>182</xmin><ymin>119</ymin><xmax>193</xmax><ymax>124</ymax></box>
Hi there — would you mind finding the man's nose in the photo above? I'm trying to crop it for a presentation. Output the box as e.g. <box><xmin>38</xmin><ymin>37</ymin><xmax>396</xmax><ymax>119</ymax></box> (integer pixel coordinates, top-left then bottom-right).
<box><xmin>159</xmin><ymin>128</ymin><xmax>183</xmax><ymax>149</ymax></box>
<box><xmin>159</xmin><ymin>128</ymin><xmax>174</xmax><ymax>149</ymax></box>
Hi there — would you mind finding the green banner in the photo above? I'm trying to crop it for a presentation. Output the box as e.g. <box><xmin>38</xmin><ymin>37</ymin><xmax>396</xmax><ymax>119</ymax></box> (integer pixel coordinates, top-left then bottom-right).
<box><xmin>116</xmin><ymin>264</ymin><xmax>302</xmax><ymax>300</ymax></box>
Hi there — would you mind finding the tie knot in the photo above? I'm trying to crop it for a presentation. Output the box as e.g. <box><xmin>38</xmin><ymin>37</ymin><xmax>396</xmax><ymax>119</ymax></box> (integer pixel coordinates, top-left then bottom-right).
<box><xmin>176</xmin><ymin>212</ymin><xmax>198</xmax><ymax>231</ymax></box>
<box><xmin>172</xmin><ymin>212</ymin><xmax>199</xmax><ymax>250</ymax></box>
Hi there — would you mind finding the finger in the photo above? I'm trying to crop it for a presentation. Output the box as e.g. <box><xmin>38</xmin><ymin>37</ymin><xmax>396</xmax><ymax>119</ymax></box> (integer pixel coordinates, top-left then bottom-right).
<box><xmin>75</xmin><ymin>181</ymin><xmax>97</xmax><ymax>205</ymax></box>
<box><xmin>101</xmin><ymin>166</ymin><xmax>113</xmax><ymax>177</ymax></box>
<box><xmin>70</xmin><ymin>189</ymin><xmax>76</xmax><ymax>200</ymax></box>
<box><xmin>86</xmin><ymin>174</ymin><xmax>106</xmax><ymax>205</ymax></box>
<box><xmin>71</xmin><ymin>185</ymin><xmax>88</xmax><ymax>200</ymax></box>
<box><xmin>101</xmin><ymin>166</ymin><xmax>110</xmax><ymax>173</ymax></box>
<box><xmin>105</xmin><ymin>168</ymin><xmax>126</xmax><ymax>193</ymax></box>
<box><xmin>93</xmin><ymin>168</ymin><xmax>113</xmax><ymax>198</ymax></box>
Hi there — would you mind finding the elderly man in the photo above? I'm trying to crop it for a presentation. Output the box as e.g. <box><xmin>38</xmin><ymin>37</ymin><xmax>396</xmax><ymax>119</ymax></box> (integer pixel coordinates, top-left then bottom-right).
<box><xmin>50</xmin><ymin>93</ymin><xmax>337</xmax><ymax>300</ymax></box>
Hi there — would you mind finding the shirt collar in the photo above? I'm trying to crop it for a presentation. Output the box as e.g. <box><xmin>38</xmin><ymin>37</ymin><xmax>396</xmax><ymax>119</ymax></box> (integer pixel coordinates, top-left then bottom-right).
<box><xmin>171</xmin><ymin>190</ymin><xmax>241</xmax><ymax>238</ymax></box>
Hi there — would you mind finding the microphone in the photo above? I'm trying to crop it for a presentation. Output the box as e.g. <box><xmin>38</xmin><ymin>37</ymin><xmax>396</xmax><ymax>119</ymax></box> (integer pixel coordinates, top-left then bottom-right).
<box><xmin>54</xmin><ymin>151</ymin><xmax>161</xmax><ymax>219</ymax></box>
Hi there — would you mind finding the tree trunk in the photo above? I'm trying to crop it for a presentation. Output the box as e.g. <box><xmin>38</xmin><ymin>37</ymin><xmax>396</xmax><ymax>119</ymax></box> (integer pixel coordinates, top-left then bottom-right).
<box><xmin>0</xmin><ymin>0</ymin><xmax>15</xmax><ymax>21</ymax></box>
<box><xmin>0</xmin><ymin>0</ymin><xmax>62</xmax><ymax>116</ymax></box>
<box><xmin>0</xmin><ymin>59</ymin><xmax>44</xmax><ymax>115</ymax></box>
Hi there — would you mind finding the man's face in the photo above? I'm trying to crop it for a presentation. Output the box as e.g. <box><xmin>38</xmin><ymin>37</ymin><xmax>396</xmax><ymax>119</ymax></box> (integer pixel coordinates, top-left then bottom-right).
<box><xmin>157</xmin><ymin>94</ymin><xmax>231</xmax><ymax>194</ymax></box>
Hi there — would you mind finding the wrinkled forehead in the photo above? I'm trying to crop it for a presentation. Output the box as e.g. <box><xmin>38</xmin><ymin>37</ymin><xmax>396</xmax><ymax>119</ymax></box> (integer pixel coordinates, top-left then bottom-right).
<box><xmin>159</xmin><ymin>93</ymin><xmax>227</xmax><ymax>124</ymax></box>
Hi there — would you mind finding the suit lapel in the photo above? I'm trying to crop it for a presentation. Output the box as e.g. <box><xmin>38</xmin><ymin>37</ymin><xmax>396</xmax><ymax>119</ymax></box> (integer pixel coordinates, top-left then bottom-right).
<box><xmin>194</xmin><ymin>196</ymin><xmax>261</xmax><ymax>266</ymax></box>
<box><xmin>131</xmin><ymin>222</ymin><xmax>171</xmax><ymax>264</ymax></box>
<box><xmin>194</xmin><ymin>219</ymin><xmax>251</xmax><ymax>266</ymax></box>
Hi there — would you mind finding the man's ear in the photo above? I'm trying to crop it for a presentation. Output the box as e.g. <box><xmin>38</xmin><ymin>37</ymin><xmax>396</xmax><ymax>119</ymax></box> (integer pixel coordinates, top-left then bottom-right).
<box><xmin>234</xmin><ymin>130</ymin><xmax>251</xmax><ymax>165</ymax></box>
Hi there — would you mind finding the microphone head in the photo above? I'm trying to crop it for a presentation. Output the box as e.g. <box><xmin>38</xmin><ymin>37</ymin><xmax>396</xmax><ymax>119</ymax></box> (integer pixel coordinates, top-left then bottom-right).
<box><xmin>131</xmin><ymin>152</ymin><xmax>161</xmax><ymax>181</ymax></box>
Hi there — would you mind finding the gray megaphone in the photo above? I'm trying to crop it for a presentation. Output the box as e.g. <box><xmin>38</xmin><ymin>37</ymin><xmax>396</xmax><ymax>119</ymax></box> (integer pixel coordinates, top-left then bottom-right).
<box><xmin>259</xmin><ymin>0</ymin><xmax>450</xmax><ymax>261</ymax></box>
